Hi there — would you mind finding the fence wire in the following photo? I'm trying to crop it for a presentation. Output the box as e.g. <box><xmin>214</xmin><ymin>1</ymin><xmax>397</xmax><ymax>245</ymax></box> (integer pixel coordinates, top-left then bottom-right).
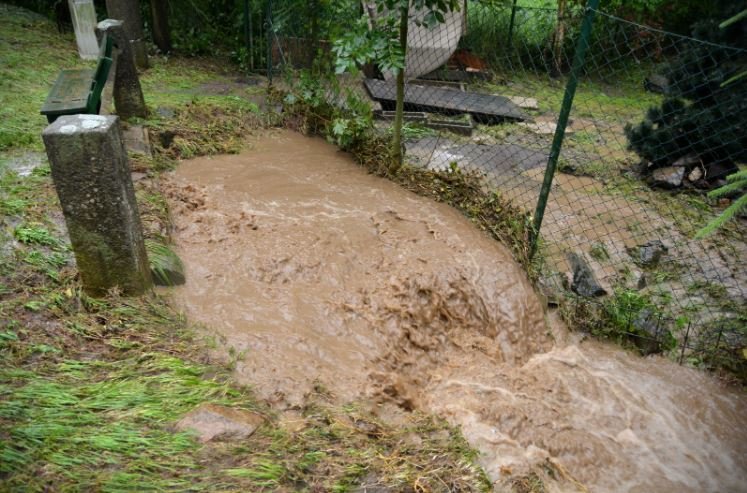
<box><xmin>267</xmin><ymin>1</ymin><xmax>746</xmax><ymax>376</ymax></box>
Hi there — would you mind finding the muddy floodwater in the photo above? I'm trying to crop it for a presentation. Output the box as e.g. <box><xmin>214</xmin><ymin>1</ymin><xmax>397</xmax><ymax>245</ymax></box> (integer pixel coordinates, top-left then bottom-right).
<box><xmin>166</xmin><ymin>130</ymin><xmax>746</xmax><ymax>492</ymax></box>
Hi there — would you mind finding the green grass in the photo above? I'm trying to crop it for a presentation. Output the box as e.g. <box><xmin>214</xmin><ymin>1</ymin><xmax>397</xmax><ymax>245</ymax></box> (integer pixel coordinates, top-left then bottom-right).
<box><xmin>139</xmin><ymin>56</ymin><xmax>265</xmax><ymax>113</ymax></box>
<box><xmin>0</xmin><ymin>5</ymin><xmax>92</xmax><ymax>152</ymax></box>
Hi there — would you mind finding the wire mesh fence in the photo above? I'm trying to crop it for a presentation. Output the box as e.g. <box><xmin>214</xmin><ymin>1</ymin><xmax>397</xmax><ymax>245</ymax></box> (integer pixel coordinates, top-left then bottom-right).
<box><xmin>266</xmin><ymin>0</ymin><xmax>746</xmax><ymax>376</ymax></box>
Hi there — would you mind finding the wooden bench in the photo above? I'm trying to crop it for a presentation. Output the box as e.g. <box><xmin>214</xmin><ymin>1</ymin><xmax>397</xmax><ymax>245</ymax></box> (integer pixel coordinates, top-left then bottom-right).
<box><xmin>40</xmin><ymin>34</ymin><xmax>113</xmax><ymax>123</ymax></box>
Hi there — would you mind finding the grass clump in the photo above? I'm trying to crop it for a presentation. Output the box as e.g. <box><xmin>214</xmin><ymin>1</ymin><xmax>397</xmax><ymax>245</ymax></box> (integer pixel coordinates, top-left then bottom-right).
<box><xmin>0</xmin><ymin>4</ymin><xmax>90</xmax><ymax>152</ymax></box>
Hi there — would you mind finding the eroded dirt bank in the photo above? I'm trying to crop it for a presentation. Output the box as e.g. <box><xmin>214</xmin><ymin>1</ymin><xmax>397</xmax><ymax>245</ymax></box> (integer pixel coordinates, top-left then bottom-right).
<box><xmin>166</xmin><ymin>130</ymin><xmax>747</xmax><ymax>492</ymax></box>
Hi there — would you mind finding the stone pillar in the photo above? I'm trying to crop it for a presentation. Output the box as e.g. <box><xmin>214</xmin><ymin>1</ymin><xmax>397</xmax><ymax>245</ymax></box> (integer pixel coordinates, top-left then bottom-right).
<box><xmin>104</xmin><ymin>0</ymin><xmax>149</xmax><ymax>69</ymax></box>
<box><xmin>42</xmin><ymin>114</ymin><xmax>152</xmax><ymax>296</ymax></box>
<box><xmin>97</xmin><ymin>19</ymin><xmax>148</xmax><ymax>119</ymax></box>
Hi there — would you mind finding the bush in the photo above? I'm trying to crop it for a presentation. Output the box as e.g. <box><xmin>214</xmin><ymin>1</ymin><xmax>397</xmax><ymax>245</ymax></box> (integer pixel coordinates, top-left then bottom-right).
<box><xmin>625</xmin><ymin>1</ymin><xmax>747</xmax><ymax>183</ymax></box>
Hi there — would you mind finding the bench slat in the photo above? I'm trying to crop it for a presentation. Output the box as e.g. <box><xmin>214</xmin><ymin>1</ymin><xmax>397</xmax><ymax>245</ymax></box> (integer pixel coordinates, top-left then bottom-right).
<box><xmin>41</xmin><ymin>69</ymin><xmax>94</xmax><ymax>114</ymax></box>
<box><xmin>40</xmin><ymin>33</ymin><xmax>113</xmax><ymax>123</ymax></box>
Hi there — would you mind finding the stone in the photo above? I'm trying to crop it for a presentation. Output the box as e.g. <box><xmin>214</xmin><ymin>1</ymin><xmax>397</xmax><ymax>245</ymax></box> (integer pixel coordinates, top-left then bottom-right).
<box><xmin>644</xmin><ymin>73</ymin><xmax>669</xmax><ymax>94</ymax></box>
<box><xmin>145</xmin><ymin>239</ymin><xmax>186</xmax><ymax>286</ymax></box>
<box><xmin>687</xmin><ymin>166</ymin><xmax>703</xmax><ymax>183</ymax></box>
<box><xmin>507</xmin><ymin>95</ymin><xmax>539</xmax><ymax>110</ymax></box>
<box><xmin>121</xmin><ymin>124</ymin><xmax>151</xmax><ymax>155</ymax></box>
<box><xmin>635</xmin><ymin>240</ymin><xmax>667</xmax><ymax>266</ymax></box>
<box><xmin>632</xmin><ymin>309</ymin><xmax>674</xmax><ymax>355</ymax></box>
<box><xmin>97</xmin><ymin>19</ymin><xmax>147</xmax><ymax>119</ymax></box>
<box><xmin>651</xmin><ymin>166</ymin><xmax>684</xmax><ymax>188</ymax></box>
<box><xmin>155</xmin><ymin>106</ymin><xmax>176</xmax><ymax>119</ymax></box>
<box><xmin>567</xmin><ymin>252</ymin><xmax>607</xmax><ymax>298</ymax></box>
<box><xmin>42</xmin><ymin>115</ymin><xmax>151</xmax><ymax>296</ymax></box>
<box><xmin>517</xmin><ymin>120</ymin><xmax>573</xmax><ymax>135</ymax></box>
<box><xmin>175</xmin><ymin>403</ymin><xmax>264</xmax><ymax>443</ymax></box>
<box><xmin>538</xmin><ymin>272</ymin><xmax>566</xmax><ymax>306</ymax></box>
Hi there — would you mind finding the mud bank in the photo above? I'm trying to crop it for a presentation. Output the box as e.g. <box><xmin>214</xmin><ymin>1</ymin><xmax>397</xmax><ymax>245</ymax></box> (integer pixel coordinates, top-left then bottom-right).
<box><xmin>166</xmin><ymin>130</ymin><xmax>746</xmax><ymax>492</ymax></box>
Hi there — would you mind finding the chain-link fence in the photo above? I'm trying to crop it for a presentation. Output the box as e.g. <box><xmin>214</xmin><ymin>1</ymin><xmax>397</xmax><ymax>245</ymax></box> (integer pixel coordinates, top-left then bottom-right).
<box><xmin>266</xmin><ymin>0</ymin><xmax>746</xmax><ymax>376</ymax></box>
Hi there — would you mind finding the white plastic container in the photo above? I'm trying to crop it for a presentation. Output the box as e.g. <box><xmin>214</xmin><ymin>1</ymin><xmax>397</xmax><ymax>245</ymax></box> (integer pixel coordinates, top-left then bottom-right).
<box><xmin>68</xmin><ymin>0</ymin><xmax>99</xmax><ymax>60</ymax></box>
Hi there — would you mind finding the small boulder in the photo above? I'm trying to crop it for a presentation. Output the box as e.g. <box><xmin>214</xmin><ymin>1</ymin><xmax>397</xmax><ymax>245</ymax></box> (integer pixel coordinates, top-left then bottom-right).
<box><xmin>155</xmin><ymin>106</ymin><xmax>176</xmax><ymax>119</ymax></box>
<box><xmin>507</xmin><ymin>96</ymin><xmax>539</xmax><ymax>110</ymax></box>
<box><xmin>687</xmin><ymin>166</ymin><xmax>703</xmax><ymax>183</ymax></box>
<box><xmin>146</xmin><ymin>239</ymin><xmax>186</xmax><ymax>286</ymax></box>
<box><xmin>644</xmin><ymin>73</ymin><xmax>669</xmax><ymax>94</ymax></box>
<box><xmin>632</xmin><ymin>309</ymin><xmax>675</xmax><ymax>355</ymax></box>
<box><xmin>567</xmin><ymin>252</ymin><xmax>607</xmax><ymax>298</ymax></box>
<box><xmin>538</xmin><ymin>273</ymin><xmax>566</xmax><ymax>306</ymax></box>
<box><xmin>175</xmin><ymin>403</ymin><xmax>264</xmax><ymax>443</ymax></box>
<box><xmin>517</xmin><ymin>121</ymin><xmax>573</xmax><ymax>135</ymax></box>
<box><xmin>634</xmin><ymin>240</ymin><xmax>667</xmax><ymax>266</ymax></box>
<box><xmin>651</xmin><ymin>166</ymin><xmax>684</xmax><ymax>188</ymax></box>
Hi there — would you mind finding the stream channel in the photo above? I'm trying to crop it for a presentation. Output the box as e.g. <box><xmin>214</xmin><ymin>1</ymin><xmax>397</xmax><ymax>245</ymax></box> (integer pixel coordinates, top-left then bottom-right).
<box><xmin>165</xmin><ymin>130</ymin><xmax>746</xmax><ymax>492</ymax></box>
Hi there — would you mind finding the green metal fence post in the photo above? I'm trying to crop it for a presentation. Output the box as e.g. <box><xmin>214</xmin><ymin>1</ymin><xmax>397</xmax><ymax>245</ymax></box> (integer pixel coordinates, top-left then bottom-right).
<box><xmin>529</xmin><ymin>0</ymin><xmax>599</xmax><ymax>259</ymax></box>
<box><xmin>507</xmin><ymin>0</ymin><xmax>518</xmax><ymax>46</ymax></box>
<box><xmin>266</xmin><ymin>0</ymin><xmax>273</xmax><ymax>84</ymax></box>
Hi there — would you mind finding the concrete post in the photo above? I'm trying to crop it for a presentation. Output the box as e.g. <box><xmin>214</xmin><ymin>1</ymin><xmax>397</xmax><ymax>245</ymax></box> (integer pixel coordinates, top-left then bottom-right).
<box><xmin>42</xmin><ymin>114</ymin><xmax>152</xmax><ymax>296</ymax></box>
<box><xmin>97</xmin><ymin>19</ymin><xmax>148</xmax><ymax>119</ymax></box>
<box><xmin>104</xmin><ymin>0</ymin><xmax>149</xmax><ymax>69</ymax></box>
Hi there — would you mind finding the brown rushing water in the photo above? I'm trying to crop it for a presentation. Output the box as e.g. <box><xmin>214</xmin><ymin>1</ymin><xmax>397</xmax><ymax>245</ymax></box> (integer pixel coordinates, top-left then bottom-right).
<box><xmin>166</xmin><ymin>130</ymin><xmax>747</xmax><ymax>492</ymax></box>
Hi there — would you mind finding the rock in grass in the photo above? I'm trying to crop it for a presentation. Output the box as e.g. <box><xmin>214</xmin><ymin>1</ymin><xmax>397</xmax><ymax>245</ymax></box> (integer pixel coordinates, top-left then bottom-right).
<box><xmin>644</xmin><ymin>73</ymin><xmax>669</xmax><ymax>94</ymax></box>
<box><xmin>632</xmin><ymin>309</ymin><xmax>675</xmax><ymax>355</ymax></box>
<box><xmin>175</xmin><ymin>403</ymin><xmax>264</xmax><ymax>443</ymax></box>
<box><xmin>567</xmin><ymin>252</ymin><xmax>607</xmax><ymax>298</ymax></box>
<box><xmin>145</xmin><ymin>239</ymin><xmax>186</xmax><ymax>286</ymax></box>
<box><xmin>635</xmin><ymin>240</ymin><xmax>668</xmax><ymax>266</ymax></box>
<box><xmin>651</xmin><ymin>166</ymin><xmax>684</xmax><ymax>188</ymax></box>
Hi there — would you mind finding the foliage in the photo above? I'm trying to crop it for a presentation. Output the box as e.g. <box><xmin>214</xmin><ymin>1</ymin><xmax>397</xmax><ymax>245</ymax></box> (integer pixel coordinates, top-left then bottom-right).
<box><xmin>0</xmin><ymin>4</ymin><xmax>90</xmax><ymax>152</ymax></box>
<box><xmin>625</xmin><ymin>0</ymin><xmax>747</xmax><ymax>176</ymax></box>
<box><xmin>13</xmin><ymin>224</ymin><xmax>63</xmax><ymax>249</ymax></box>
<box><xmin>695</xmin><ymin>168</ymin><xmax>747</xmax><ymax>238</ymax></box>
<box><xmin>332</xmin><ymin>15</ymin><xmax>405</xmax><ymax>74</ymax></box>
<box><xmin>330</xmin><ymin>90</ymin><xmax>374</xmax><ymax>148</ymax></box>
<box><xmin>330</xmin><ymin>0</ymin><xmax>460</xmax><ymax>167</ymax></box>
<box><xmin>145</xmin><ymin>238</ymin><xmax>185</xmax><ymax>286</ymax></box>
<box><xmin>277</xmin><ymin>69</ymin><xmax>375</xmax><ymax>150</ymax></box>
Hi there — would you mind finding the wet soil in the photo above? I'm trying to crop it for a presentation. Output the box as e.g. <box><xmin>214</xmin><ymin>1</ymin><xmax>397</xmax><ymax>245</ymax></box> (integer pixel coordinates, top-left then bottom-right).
<box><xmin>166</xmin><ymin>130</ymin><xmax>747</xmax><ymax>492</ymax></box>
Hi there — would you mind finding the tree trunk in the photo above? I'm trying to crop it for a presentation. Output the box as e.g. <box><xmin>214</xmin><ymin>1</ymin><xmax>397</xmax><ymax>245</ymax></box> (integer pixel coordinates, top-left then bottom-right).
<box><xmin>391</xmin><ymin>2</ymin><xmax>410</xmax><ymax>171</ymax></box>
<box><xmin>150</xmin><ymin>0</ymin><xmax>171</xmax><ymax>53</ymax></box>
<box><xmin>105</xmin><ymin>0</ymin><xmax>149</xmax><ymax>69</ymax></box>
<box><xmin>552</xmin><ymin>0</ymin><xmax>566</xmax><ymax>76</ymax></box>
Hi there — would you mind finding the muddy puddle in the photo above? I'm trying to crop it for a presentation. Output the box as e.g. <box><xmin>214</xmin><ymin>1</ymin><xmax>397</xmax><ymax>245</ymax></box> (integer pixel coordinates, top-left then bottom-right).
<box><xmin>166</xmin><ymin>130</ymin><xmax>746</xmax><ymax>492</ymax></box>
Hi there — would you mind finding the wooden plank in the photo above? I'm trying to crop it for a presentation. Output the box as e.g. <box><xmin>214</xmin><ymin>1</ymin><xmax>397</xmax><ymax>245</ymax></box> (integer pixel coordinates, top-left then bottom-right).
<box><xmin>41</xmin><ymin>69</ymin><xmax>93</xmax><ymax>115</ymax></box>
<box><xmin>364</xmin><ymin>79</ymin><xmax>526</xmax><ymax>123</ymax></box>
